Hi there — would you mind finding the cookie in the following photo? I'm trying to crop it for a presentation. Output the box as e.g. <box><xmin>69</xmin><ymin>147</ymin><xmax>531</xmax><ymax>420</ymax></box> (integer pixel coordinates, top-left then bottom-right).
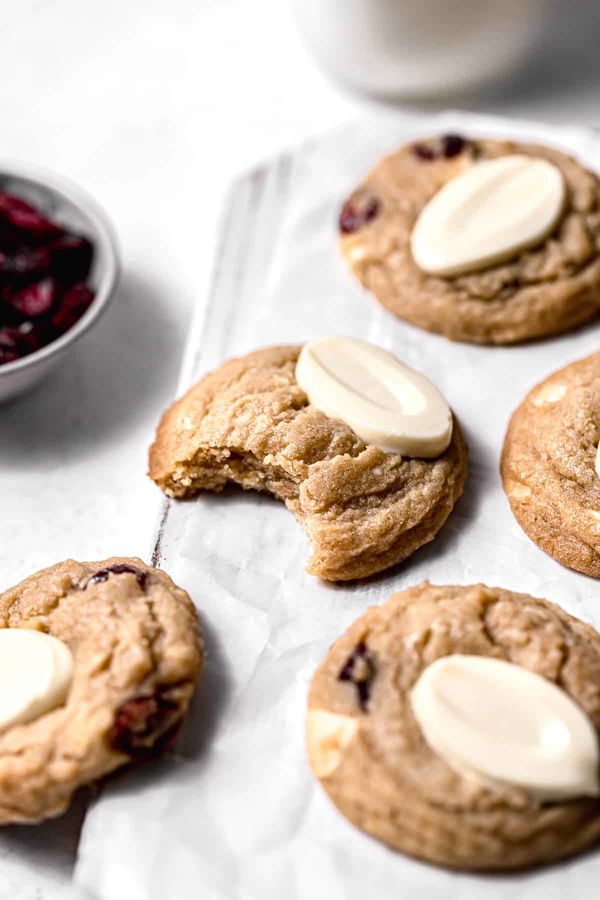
<box><xmin>501</xmin><ymin>350</ymin><xmax>600</xmax><ymax>577</ymax></box>
<box><xmin>148</xmin><ymin>343</ymin><xmax>467</xmax><ymax>581</ymax></box>
<box><xmin>340</xmin><ymin>134</ymin><xmax>600</xmax><ymax>344</ymax></box>
<box><xmin>0</xmin><ymin>557</ymin><xmax>203</xmax><ymax>824</ymax></box>
<box><xmin>307</xmin><ymin>582</ymin><xmax>600</xmax><ymax>870</ymax></box>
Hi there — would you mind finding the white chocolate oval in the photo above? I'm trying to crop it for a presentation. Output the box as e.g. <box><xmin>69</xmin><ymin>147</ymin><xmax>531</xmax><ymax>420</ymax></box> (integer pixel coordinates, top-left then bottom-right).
<box><xmin>595</xmin><ymin>442</ymin><xmax>600</xmax><ymax>478</ymax></box>
<box><xmin>0</xmin><ymin>630</ymin><xmax>74</xmax><ymax>733</ymax></box>
<box><xmin>411</xmin><ymin>654</ymin><xmax>600</xmax><ymax>801</ymax></box>
<box><xmin>295</xmin><ymin>336</ymin><xmax>452</xmax><ymax>457</ymax></box>
<box><xmin>411</xmin><ymin>155</ymin><xmax>566</xmax><ymax>278</ymax></box>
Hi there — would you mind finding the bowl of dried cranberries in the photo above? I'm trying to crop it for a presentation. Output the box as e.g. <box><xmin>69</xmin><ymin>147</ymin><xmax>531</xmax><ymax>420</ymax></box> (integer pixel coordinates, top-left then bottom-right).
<box><xmin>0</xmin><ymin>162</ymin><xmax>119</xmax><ymax>402</ymax></box>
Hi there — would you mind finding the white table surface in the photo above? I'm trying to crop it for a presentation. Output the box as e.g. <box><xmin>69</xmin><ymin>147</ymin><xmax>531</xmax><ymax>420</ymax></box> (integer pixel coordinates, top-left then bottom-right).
<box><xmin>0</xmin><ymin>0</ymin><xmax>599</xmax><ymax>896</ymax></box>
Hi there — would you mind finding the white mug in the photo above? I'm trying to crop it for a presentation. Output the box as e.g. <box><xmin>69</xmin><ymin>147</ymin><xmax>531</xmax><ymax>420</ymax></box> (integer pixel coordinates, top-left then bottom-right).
<box><xmin>292</xmin><ymin>0</ymin><xmax>548</xmax><ymax>99</ymax></box>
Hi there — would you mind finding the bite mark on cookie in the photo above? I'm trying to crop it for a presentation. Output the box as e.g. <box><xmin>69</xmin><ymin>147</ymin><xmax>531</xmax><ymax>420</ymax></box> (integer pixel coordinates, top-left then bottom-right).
<box><xmin>148</xmin><ymin>346</ymin><xmax>467</xmax><ymax>581</ymax></box>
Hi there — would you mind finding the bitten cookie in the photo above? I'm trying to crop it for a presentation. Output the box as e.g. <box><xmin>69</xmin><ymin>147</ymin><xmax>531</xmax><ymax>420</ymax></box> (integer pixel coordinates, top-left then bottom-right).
<box><xmin>501</xmin><ymin>350</ymin><xmax>600</xmax><ymax>577</ymax></box>
<box><xmin>148</xmin><ymin>341</ymin><xmax>467</xmax><ymax>581</ymax></box>
<box><xmin>339</xmin><ymin>134</ymin><xmax>600</xmax><ymax>344</ymax></box>
<box><xmin>0</xmin><ymin>557</ymin><xmax>203</xmax><ymax>824</ymax></box>
<box><xmin>307</xmin><ymin>582</ymin><xmax>600</xmax><ymax>871</ymax></box>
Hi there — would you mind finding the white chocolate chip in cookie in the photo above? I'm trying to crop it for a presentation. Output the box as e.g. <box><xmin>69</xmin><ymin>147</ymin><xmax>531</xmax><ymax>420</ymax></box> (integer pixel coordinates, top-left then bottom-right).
<box><xmin>411</xmin><ymin>155</ymin><xmax>566</xmax><ymax>278</ymax></box>
<box><xmin>307</xmin><ymin>710</ymin><xmax>358</xmax><ymax>778</ymax></box>
<box><xmin>589</xmin><ymin>510</ymin><xmax>600</xmax><ymax>528</ymax></box>
<box><xmin>348</xmin><ymin>246</ymin><xmax>367</xmax><ymax>263</ymax></box>
<box><xmin>0</xmin><ymin>630</ymin><xmax>73</xmax><ymax>733</ymax></box>
<box><xmin>410</xmin><ymin>654</ymin><xmax>600</xmax><ymax>802</ymax></box>
<box><xmin>508</xmin><ymin>481</ymin><xmax>532</xmax><ymax>501</ymax></box>
<box><xmin>595</xmin><ymin>443</ymin><xmax>600</xmax><ymax>479</ymax></box>
<box><xmin>295</xmin><ymin>337</ymin><xmax>452</xmax><ymax>457</ymax></box>
<box><xmin>532</xmin><ymin>383</ymin><xmax>567</xmax><ymax>407</ymax></box>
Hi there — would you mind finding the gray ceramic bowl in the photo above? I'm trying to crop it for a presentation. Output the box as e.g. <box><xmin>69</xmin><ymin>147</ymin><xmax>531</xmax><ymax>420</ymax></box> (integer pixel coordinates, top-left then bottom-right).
<box><xmin>0</xmin><ymin>162</ymin><xmax>119</xmax><ymax>403</ymax></box>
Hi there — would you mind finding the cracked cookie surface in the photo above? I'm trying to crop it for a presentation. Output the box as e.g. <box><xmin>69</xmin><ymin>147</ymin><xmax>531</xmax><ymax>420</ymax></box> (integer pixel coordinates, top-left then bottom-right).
<box><xmin>148</xmin><ymin>346</ymin><xmax>467</xmax><ymax>581</ymax></box>
<box><xmin>501</xmin><ymin>350</ymin><xmax>600</xmax><ymax>577</ymax></box>
<box><xmin>340</xmin><ymin>136</ymin><xmax>600</xmax><ymax>344</ymax></box>
<box><xmin>307</xmin><ymin>582</ymin><xmax>600</xmax><ymax>870</ymax></box>
<box><xmin>0</xmin><ymin>556</ymin><xmax>203</xmax><ymax>824</ymax></box>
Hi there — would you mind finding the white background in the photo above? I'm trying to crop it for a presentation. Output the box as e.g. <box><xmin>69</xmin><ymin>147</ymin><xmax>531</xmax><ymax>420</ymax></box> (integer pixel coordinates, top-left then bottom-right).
<box><xmin>0</xmin><ymin>0</ymin><xmax>600</xmax><ymax>896</ymax></box>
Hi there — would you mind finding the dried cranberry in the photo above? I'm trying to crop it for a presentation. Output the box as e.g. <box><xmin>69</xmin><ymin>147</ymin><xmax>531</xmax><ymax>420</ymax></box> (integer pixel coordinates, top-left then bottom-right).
<box><xmin>412</xmin><ymin>143</ymin><xmax>436</xmax><ymax>161</ymax></box>
<box><xmin>339</xmin><ymin>190</ymin><xmax>380</xmax><ymax>234</ymax></box>
<box><xmin>441</xmin><ymin>134</ymin><xmax>467</xmax><ymax>158</ymax></box>
<box><xmin>17</xmin><ymin>321</ymin><xmax>46</xmax><ymax>352</ymax></box>
<box><xmin>0</xmin><ymin>190</ymin><xmax>97</xmax><ymax>367</ymax></box>
<box><xmin>85</xmin><ymin>563</ymin><xmax>148</xmax><ymax>590</ymax></box>
<box><xmin>6</xmin><ymin>278</ymin><xmax>56</xmax><ymax>318</ymax></box>
<box><xmin>411</xmin><ymin>133</ymin><xmax>469</xmax><ymax>162</ymax></box>
<box><xmin>0</xmin><ymin>323</ymin><xmax>45</xmax><ymax>361</ymax></box>
<box><xmin>50</xmin><ymin>282</ymin><xmax>94</xmax><ymax>333</ymax></box>
<box><xmin>338</xmin><ymin>641</ymin><xmax>376</xmax><ymax>710</ymax></box>
<box><xmin>0</xmin><ymin>294</ymin><xmax>22</xmax><ymax>326</ymax></box>
<box><xmin>0</xmin><ymin>328</ymin><xmax>20</xmax><ymax>363</ymax></box>
<box><xmin>0</xmin><ymin>327</ymin><xmax>16</xmax><ymax>345</ymax></box>
<box><xmin>110</xmin><ymin>692</ymin><xmax>182</xmax><ymax>757</ymax></box>
<box><xmin>0</xmin><ymin>246</ymin><xmax>51</xmax><ymax>279</ymax></box>
<box><xmin>0</xmin><ymin>193</ymin><xmax>62</xmax><ymax>240</ymax></box>
<box><xmin>51</xmin><ymin>234</ymin><xmax>93</xmax><ymax>281</ymax></box>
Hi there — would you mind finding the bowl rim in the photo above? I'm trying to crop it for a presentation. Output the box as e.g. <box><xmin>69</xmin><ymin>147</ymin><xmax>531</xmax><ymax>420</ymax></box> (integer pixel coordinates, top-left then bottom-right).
<box><xmin>0</xmin><ymin>159</ymin><xmax>120</xmax><ymax>377</ymax></box>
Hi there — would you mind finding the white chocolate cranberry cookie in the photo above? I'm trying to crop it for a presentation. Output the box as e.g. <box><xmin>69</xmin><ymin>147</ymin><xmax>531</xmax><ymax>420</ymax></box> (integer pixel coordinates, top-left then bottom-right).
<box><xmin>0</xmin><ymin>557</ymin><xmax>202</xmax><ymax>824</ymax></box>
<box><xmin>148</xmin><ymin>341</ymin><xmax>467</xmax><ymax>581</ymax></box>
<box><xmin>307</xmin><ymin>582</ymin><xmax>600</xmax><ymax>870</ymax></box>
<box><xmin>501</xmin><ymin>350</ymin><xmax>600</xmax><ymax>577</ymax></box>
<box><xmin>340</xmin><ymin>135</ymin><xmax>600</xmax><ymax>344</ymax></box>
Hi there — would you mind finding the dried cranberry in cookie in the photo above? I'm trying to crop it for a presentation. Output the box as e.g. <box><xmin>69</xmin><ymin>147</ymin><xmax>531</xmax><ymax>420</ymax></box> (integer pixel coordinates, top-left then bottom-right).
<box><xmin>84</xmin><ymin>562</ymin><xmax>149</xmax><ymax>590</ymax></box>
<box><xmin>110</xmin><ymin>691</ymin><xmax>183</xmax><ymax>757</ymax></box>
<box><xmin>338</xmin><ymin>641</ymin><xmax>376</xmax><ymax>710</ymax></box>
<box><xmin>411</xmin><ymin>133</ymin><xmax>470</xmax><ymax>161</ymax></box>
<box><xmin>339</xmin><ymin>188</ymin><xmax>380</xmax><ymax>233</ymax></box>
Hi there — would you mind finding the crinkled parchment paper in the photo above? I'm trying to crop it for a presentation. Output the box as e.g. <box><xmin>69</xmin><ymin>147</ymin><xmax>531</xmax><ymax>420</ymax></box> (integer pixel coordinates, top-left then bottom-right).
<box><xmin>74</xmin><ymin>110</ymin><xmax>600</xmax><ymax>900</ymax></box>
